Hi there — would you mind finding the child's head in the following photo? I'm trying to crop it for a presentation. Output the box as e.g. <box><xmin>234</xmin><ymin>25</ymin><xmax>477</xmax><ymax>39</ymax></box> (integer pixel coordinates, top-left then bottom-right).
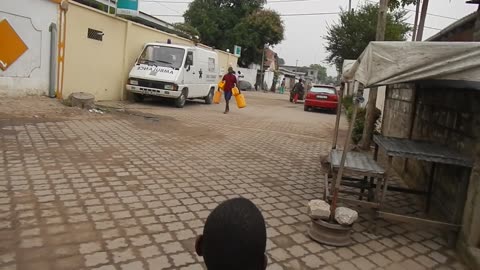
<box><xmin>195</xmin><ymin>197</ymin><xmax>267</xmax><ymax>270</ymax></box>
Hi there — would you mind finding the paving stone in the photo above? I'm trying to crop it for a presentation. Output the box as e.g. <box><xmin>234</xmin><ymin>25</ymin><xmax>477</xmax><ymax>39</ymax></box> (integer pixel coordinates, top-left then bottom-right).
<box><xmin>383</xmin><ymin>249</ymin><xmax>405</xmax><ymax>262</ymax></box>
<box><xmin>269</xmin><ymin>248</ymin><xmax>291</xmax><ymax>262</ymax></box>
<box><xmin>286</xmin><ymin>245</ymin><xmax>308</xmax><ymax>257</ymax></box>
<box><xmin>113</xmin><ymin>248</ymin><xmax>135</xmax><ymax>263</ymax></box>
<box><xmin>140</xmin><ymin>245</ymin><xmax>161</xmax><ymax>259</ymax></box>
<box><xmin>131</xmin><ymin>235</ymin><xmax>152</xmax><ymax>247</ymax></box>
<box><xmin>301</xmin><ymin>254</ymin><xmax>324</xmax><ymax>268</ymax></box>
<box><xmin>120</xmin><ymin>261</ymin><xmax>144</xmax><ymax>270</ymax></box>
<box><xmin>171</xmin><ymin>252</ymin><xmax>195</xmax><ymax>267</ymax></box>
<box><xmin>335</xmin><ymin>261</ymin><xmax>359</xmax><ymax>270</ymax></box>
<box><xmin>107</xmin><ymin>238</ymin><xmax>128</xmax><ymax>250</ymax></box>
<box><xmin>415</xmin><ymin>255</ymin><xmax>439</xmax><ymax>268</ymax></box>
<box><xmin>369</xmin><ymin>253</ymin><xmax>392</xmax><ymax>267</ymax></box>
<box><xmin>79</xmin><ymin>242</ymin><xmax>102</xmax><ymax>254</ymax></box>
<box><xmin>351</xmin><ymin>257</ymin><xmax>376</xmax><ymax>270</ymax></box>
<box><xmin>162</xmin><ymin>242</ymin><xmax>184</xmax><ymax>254</ymax></box>
<box><xmin>147</xmin><ymin>256</ymin><xmax>171</xmax><ymax>270</ymax></box>
<box><xmin>84</xmin><ymin>252</ymin><xmax>109</xmax><ymax>267</ymax></box>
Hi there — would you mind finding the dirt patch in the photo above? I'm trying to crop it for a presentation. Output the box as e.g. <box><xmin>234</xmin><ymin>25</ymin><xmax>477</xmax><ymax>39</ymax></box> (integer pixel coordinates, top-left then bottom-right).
<box><xmin>116</xmin><ymin>109</ymin><xmax>224</xmax><ymax>141</ymax></box>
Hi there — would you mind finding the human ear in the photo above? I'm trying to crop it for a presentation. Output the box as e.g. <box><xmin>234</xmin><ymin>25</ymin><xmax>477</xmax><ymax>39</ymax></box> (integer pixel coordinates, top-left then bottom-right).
<box><xmin>195</xmin><ymin>235</ymin><xmax>204</xmax><ymax>256</ymax></box>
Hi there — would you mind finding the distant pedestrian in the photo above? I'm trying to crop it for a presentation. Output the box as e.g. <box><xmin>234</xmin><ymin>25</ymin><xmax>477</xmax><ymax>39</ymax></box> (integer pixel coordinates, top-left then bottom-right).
<box><xmin>291</xmin><ymin>79</ymin><xmax>304</xmax><ymax>104</ymax></box>
<box><xmin>279</xmin><ymin>78</ymin><xmax>286</xmax><ymax>94</ymax></box>
<box><xmin>221</xmin><ymin>67</ymin><xmax>237</xmax><ymax>114</ymax></box>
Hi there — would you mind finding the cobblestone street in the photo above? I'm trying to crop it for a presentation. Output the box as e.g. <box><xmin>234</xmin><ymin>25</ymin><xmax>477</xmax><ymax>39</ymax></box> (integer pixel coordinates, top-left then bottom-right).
<box><xmin>0</xmin><ymin>93</ymin><xmax>468</xmax><ymax>270</ymax></box>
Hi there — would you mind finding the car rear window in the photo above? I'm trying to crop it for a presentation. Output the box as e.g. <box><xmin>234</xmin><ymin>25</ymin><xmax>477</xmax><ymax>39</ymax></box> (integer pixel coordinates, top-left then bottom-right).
<box><xmin>311</xmin><ymin>87</ymin><xmax>336</xmax><ymax>94</ymax></box>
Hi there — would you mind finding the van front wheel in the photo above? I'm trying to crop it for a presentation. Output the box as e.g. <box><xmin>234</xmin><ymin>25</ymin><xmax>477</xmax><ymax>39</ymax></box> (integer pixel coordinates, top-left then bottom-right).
<box><xmin>204</xmin><ymin>88</ymin><xmax>214</xmax><ymax>104</ymax></box>
<box><xmin>175</xmin><ymin>90</ymin><xmax>187</xmax><ymax>108</ymax></box>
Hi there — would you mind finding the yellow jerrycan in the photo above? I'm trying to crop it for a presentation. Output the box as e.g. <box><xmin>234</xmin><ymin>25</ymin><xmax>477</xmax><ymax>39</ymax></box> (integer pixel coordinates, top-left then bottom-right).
<box><xmin>213</xmin><ymin>89</ymin><xmax>222</xmax><ymax>104</ymax></box>
<box><xmin>235</xmin><ymin>93</ymin><xmax>246</xmax><ymax>108</ymax></box>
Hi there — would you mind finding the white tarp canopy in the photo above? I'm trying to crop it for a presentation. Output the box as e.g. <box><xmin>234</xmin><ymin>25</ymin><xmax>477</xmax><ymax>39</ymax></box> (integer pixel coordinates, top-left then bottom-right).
<box><xmin>342</xmin><ymin>42</ymin><xmax>480</xmax><ymax>88</ymax></box>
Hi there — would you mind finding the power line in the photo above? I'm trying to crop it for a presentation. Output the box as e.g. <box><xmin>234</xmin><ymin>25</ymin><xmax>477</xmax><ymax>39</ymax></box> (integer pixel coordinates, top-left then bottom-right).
<box><xmin>150</xmin><ymin>11</ymin><xmax>339</xmax><ymax>17</ymax></box>
<box><xmin>149</xmin><ymin>1</ymin><xmax>182</xmax><ymax>14</ymax></box>
<box><xmin>365</xmin><ymin>0</ymin><xmax>458</xmax><ymax>20</ymax></box>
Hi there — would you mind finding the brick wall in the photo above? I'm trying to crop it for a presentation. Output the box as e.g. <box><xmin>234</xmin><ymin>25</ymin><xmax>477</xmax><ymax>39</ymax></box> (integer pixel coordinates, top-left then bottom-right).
<box><xmin>382</xmin><ymin>84</ymin><xmax>480</xmax><ymax>242</ymax></box>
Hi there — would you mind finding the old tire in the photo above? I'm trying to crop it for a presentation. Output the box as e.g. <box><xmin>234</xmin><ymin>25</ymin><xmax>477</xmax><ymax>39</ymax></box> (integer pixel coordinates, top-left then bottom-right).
<box><xmin>133</xmin><ymin>93</ymin><xmax>144</xmax><ymax>102</ymax></box>
<box><xmin>304</xmin><ymin>106</ymin><xmax>310</xmax><ymax>112</ymax></box>
<box><xmin>204</xmin><ymin>88</ymin><xmax>214</xmax><ymax>104</ymax></box>
<box><xmin>175</xmin><ymin>89</ymin><xmax>187</xmax><ymax>108</ymax></box>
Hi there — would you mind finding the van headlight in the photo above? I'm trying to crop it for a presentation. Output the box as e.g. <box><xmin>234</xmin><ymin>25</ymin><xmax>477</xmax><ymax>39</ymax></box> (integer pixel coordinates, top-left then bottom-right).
<box><xmin>129</xmin><ymin>79</ymin><xmax>138</xmax><ymax>85</ymax></box>
<box><xmin>165</xmin><ymin>84</ymin><xmax>178</xmax><ymax>91</ymax></box>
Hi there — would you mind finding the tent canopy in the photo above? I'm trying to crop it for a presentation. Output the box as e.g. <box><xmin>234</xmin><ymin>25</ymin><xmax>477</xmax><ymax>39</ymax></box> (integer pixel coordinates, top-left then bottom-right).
<box><xmin>342</xmin><ymin>42</ymin><xmax>480</xmax><ymax>89</ymax></box>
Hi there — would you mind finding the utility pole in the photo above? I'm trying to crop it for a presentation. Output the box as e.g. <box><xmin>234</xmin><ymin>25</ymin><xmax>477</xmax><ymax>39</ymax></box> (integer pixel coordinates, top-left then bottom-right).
<box><xmin>348</xmin><ymin>0</ymin><xmax>352</xmax><ymax>11</ymax></box>
<box><xmin>416</xmin><ymin>0</ymin><xmax>430</xmax><ymax>41</ymax></box>
<box><xmin>412</xmin><ymin>0</ymin><xmax>421</xmax><ymax>41</ymax></box>
<box><xmin>260</xmin><ymin>46</ymin><xmax>265</xmax><ymax>90</ymax></box>
<box><xmin>360</xmin><ymin>0</ymin><xmax>389</xmax><ymax>150</ymax></box>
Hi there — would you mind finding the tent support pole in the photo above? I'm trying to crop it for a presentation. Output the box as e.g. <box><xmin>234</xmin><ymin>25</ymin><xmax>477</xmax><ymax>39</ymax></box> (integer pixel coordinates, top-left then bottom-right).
<box><xmin>330</xmin><ymin>85</ymin><xmax>363</xmax><ymax>219</ymax></box>
<box><xmin>332</xmin><ymin>83</ymin><xmax>345</xmax><ymax>149</ymax></box>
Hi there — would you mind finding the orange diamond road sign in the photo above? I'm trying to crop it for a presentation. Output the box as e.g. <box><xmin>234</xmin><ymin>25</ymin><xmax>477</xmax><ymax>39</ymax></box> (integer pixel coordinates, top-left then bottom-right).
<box><xmin>0</xmin><ymin>19</ymin><xmax>28</xmax><ymax>71</ymax></box>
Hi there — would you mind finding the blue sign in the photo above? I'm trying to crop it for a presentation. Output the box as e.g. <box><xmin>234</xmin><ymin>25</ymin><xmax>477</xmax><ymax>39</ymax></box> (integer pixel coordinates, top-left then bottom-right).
<box><xmin>117</xmin><ymin>0</ymin><xmax>139</xmax><ymax>16</ymax></box>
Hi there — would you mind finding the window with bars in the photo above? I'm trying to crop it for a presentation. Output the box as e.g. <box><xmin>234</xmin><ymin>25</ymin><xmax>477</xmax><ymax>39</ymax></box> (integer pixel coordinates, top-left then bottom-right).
<box><xmin>87</xmin><ymin>28</ymin><xmax>103</xmax><ymax>41</ymax></box>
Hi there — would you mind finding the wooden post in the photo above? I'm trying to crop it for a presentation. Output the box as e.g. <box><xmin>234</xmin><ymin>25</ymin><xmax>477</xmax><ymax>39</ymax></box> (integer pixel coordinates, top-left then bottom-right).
<box><xmin>330</xmin><ymin>90</ymin><xmax>362</xmax><ymax>218</ymax></box>
<box><xmin>332</xmin><ymin>83</ymin><xmax>345</xmax><ymax>149</ymax></box>
<box><xmin>412</xmin><ymin>0</ymin><xmax>421</xmax><ymax>41</ymax></box>
<box><xmin>416</xmin><ymin>0</ymin><xmax>430</xmax><ymax>41</ymax></box>
<box><xmin>360</xmin><ymin>0</ymin><xmax>389</xmax><ymax>150</ymax></box>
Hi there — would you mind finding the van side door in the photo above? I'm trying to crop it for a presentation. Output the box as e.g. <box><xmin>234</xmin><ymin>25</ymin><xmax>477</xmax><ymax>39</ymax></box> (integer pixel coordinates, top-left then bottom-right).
<box><xmin>183</xmin><ymin>50</ymin><xmax>200</xmax><ymax>97</ymax></box>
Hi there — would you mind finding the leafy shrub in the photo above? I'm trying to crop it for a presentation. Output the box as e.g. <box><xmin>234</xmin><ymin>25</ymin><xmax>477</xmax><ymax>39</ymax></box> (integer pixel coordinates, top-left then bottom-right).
<box><xmin>341</xmin><ymin>95</ymin><xmax>381</xmax><ymax>144</ymax></box>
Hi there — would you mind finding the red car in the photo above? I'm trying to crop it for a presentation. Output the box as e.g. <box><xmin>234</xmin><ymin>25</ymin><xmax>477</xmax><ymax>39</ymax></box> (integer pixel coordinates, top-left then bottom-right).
<box><xmin>304</xmin><ymin>85</ymin><xmax>339</xmax><ymax>113</ymax></box>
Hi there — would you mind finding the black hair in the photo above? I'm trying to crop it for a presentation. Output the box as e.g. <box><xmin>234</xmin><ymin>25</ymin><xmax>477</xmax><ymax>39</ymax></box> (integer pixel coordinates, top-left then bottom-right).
<box><xmin>202</xmin><ymin>197</ymin><xmax>266</xmax><ymax>270</ymax></box>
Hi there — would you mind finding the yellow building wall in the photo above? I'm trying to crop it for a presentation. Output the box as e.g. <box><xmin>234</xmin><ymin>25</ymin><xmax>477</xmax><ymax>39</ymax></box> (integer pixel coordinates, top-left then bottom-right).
<box><xmin>217</xmin><ymin>50</ymin><xmax>238</xmax><ymax>80</ymax></box>
<box><xmin>63</xmin><ymin>1</ymin><xmax>238</xmax><ymax>101</ymax></box>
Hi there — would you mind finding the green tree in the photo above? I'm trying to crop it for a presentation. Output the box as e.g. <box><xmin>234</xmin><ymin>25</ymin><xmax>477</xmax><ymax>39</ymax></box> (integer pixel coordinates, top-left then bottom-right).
<box><xmin>389</xmin><ymin>0</ymin><xmax>417</xmax><ymax>10</ymax></box>
<box><xmin>325</xmin><ymin>3</ymin><xmax>411</xmax><ymax>72</ymax></box>
<box><xmin>309</xmin><ymin>64</ymin><xmax>327</xmax><ymax>83</ymax></box>
<box><xmin>173</xmin><ymin>23</ymin><xmax>200</xmax><ymax>40</ymax></box>
<box><xmin>183</xmin><ymin>0</ymin><xmax>284</xmax><ymax>67</ymax></box>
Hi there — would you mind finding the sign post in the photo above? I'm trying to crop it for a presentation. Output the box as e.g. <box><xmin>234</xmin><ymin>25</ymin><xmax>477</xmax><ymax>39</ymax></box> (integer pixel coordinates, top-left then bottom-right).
<box><xmin>117</xmin><ymin>0</ymin><xmax>139</xmax><ymax>17</ymax></box>
<box><xmin>233</xmin><ymin>45</ymin><xmax>241</xmax><ymax>57</ymax></box>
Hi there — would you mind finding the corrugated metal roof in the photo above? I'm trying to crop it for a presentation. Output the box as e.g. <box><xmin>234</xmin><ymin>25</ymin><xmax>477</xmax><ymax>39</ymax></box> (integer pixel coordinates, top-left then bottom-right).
<box><xmin>427</xmin><ymin>12</ymin><xmax>477</xmax><ymax>41</ymax></box>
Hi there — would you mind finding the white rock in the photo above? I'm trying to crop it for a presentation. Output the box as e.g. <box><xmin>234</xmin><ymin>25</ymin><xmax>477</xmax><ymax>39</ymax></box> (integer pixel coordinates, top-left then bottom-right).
<box><xmin>307</xmin><ymin>200</ymin><xmax>330</xmax><ymax>220</ymax></box>
<box><xmin>335</xmin><ymin>207</ymin><xmax>358</xmax><ymax>225</ymax></box>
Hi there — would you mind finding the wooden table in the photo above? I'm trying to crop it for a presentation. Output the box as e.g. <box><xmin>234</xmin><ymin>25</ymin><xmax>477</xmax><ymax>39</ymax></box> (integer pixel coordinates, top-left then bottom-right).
<box><xmin>373</xmin><ymin>135</ymin><xmax>473</xmax><ymax>229</ymax></box>
<box><xmin>325</xmin><ymin>149</ymin><xmax>386</xmax><ymax>209</ymax></box>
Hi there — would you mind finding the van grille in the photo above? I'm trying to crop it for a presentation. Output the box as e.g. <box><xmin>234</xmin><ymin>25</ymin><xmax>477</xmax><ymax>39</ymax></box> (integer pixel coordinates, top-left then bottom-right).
<box><xmin>135</xmin><ymin>79</ymin><xmax>168</xmax><ymax>90</ymax></box>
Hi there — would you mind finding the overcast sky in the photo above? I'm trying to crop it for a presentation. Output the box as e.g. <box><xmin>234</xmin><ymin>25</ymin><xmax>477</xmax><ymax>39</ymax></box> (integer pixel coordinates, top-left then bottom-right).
<box><xmin>139</xmin><ymin>0</ymin><xmax>478</xmax><ymax>76</ymax></box>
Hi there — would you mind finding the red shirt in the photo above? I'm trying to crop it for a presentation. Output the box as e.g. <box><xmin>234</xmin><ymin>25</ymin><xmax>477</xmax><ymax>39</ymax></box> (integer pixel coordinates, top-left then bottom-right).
<box><xmin>222</xmin><ymin>73</ymin><xmax>237</xmax><ymax>92</ymax></box>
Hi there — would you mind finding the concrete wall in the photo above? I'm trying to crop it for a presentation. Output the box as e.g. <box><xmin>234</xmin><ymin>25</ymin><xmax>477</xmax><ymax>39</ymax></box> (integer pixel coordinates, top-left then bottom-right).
<box><xmin>237</xmin><ymin>67</ymin><xmax>257</xmax><ymax>85</ymax></box>
<box><xmin>63</xmin><ymin>1</ymin><xmax>237</xmax><ymax>101</ymax></box>
<box><xmin>0</xmin><ymin>0</ymin><xmax>58</xmax><ymax>96</ymax></box>
<box><xmin>382</xmin><ymin>83</ymin><xmax>480</xmax><ymax>268</ymax></box>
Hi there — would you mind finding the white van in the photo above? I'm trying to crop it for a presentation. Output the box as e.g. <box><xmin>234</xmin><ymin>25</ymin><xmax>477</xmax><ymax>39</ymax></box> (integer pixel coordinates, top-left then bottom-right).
<box><xmin>126</xmin><ymin>43</ymin><xmax>219</xmax><ymax>108</ymax></box>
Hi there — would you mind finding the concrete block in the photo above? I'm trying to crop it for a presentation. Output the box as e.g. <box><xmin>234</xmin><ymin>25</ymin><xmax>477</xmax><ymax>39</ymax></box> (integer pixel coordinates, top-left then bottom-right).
<box><xmin>335</xmin><ymin>207</ymin><xmax>358</xmax><ymax>225</ymax></box>
<box><xmin>69</xmin><ymin>92</ymin><xmax>95</xmax><ymax>109</ymax></box>
<box><xmin>307</xmin><ymin>200</ymin><xmax>330</xmax><ymax>220</ymax></box>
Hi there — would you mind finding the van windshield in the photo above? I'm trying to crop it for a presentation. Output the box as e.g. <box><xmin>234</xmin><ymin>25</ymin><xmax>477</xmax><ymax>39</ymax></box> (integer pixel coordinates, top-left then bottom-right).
<box><xmin>137</xmin><ymin>45</ymin><xmax>185</xmax><ymax>70</ymax></box>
